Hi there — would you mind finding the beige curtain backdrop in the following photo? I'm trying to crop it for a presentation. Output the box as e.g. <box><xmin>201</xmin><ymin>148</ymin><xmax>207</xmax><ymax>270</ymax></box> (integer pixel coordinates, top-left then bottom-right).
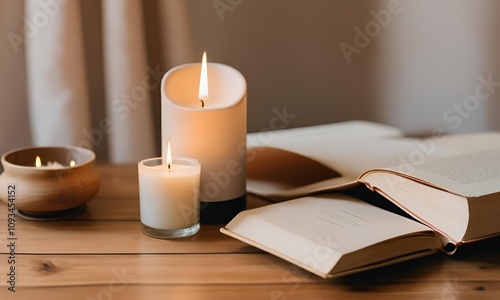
<box><xmin>26</xmin><ymin>0</ymin><xmax>92</xmax><ymax>149</ymax></box>
<box><xmin>0</xmin><ymin>0</ymin><xmax>194</xmax><ymax>163</ymax></box>
<box><xmin>102</xmin><ymin>0</ymin><xmax>155</xmax><ymax>162</ymax></box>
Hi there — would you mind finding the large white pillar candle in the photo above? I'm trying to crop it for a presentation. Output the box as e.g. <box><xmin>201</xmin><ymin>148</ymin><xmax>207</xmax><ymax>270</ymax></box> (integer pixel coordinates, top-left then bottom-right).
<box><xmin>138</xmin><ymin>156</ymin><xmax>201</xmax><ymax>239</ymax></box>
<box><xmin>161</xmin><ymin>57</ymin><xmax>247</xmax><ymax>224</ymax></box>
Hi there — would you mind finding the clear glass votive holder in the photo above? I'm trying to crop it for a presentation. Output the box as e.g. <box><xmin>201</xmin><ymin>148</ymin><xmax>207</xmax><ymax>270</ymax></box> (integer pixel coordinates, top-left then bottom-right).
<box><xmin>138</xmin><ymin>157</ymin><xmax>201</xmax><ymax>239</ymax></box>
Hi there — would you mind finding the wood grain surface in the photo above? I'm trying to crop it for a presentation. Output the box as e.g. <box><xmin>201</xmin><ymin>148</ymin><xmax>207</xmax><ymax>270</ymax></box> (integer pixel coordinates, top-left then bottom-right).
<box><xmin>0</xmin><ymin>164</ymin><xmax>499</xmax><ymax>299</ymax></box>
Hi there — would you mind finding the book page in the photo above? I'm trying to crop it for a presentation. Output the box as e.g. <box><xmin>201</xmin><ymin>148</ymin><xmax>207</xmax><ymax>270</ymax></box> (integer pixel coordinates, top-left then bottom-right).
<box><xmin>247</xmin><ymin>121</ymin><xmax>406</xmax><ymax>180</ymax></box>
<box><xmin>223</xmin><ymin>193</ymin><xmax>434</xmax><ymax>276</ymax></box>
<box><xmin>247</xmin><ymin>121</ymin><xmax>453</xmax><ymax>198</ymax></box>
<box><xmin>386</xmin><ymin>150</ymin><xmax>500</xmax><ymax>197</ymax></box>
<box><xmin>359</xmin><ymin>171</ymin><xmax>469</xmax><ymax>243</ymax></box>
<box><xmin>435</xmin><ymin>132</ymin><xmax>500</xmax><ymax>154</ymax></box>
<box><xmin>247</xmin><ymin>120</ymin><xmax>403</xmax><ymax>148</ymax></box>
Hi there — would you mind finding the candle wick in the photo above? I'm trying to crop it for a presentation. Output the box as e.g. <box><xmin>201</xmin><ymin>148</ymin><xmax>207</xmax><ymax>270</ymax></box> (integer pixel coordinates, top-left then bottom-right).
<box><xmin>200</xmin><ymin>99</ymin><xmax>205</xmax><ymax>108</ymax></box>
<box><xmin>168</xmin><ymin>163</ymin><xmax>171</xmax><ymax>170</ymax></box>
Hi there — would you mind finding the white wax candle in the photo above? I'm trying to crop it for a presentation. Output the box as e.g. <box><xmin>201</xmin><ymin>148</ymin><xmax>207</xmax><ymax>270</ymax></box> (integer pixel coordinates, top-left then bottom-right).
<box><xmin>161</xmin><ymin>63</ymin><xmax>247</xmax><ymax>224</ymax></box>
<box><xmin>46</xmin><ymin>161</ymin><xmax>64</xmax><ymax>168</ymax></box>
<box><xmin>161</xmin><ymin>62</ymin><xmax>247</xmax><ymax>222</ymax></box>
<box><xmin>138</xmin><ymin>157</ymin><xmax>201</xmax><ymax>230</ymax></box>
<box><xmin>35</xmin><ymin>156</ymin><xmax>77</xmax><ymax>169</ymax></box>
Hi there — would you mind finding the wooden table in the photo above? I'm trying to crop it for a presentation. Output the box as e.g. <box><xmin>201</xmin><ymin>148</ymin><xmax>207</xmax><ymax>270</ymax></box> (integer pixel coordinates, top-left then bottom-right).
<box><xmin>1</xmin><ymin>164</ymin><xmax>499</xmax><ymax>299</ymax></box>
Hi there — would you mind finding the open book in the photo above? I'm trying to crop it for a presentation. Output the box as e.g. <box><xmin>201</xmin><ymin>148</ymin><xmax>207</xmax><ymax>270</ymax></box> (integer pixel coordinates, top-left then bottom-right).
<box><xmin>221</xmin><ymin>121</ymin><xmax>500</xmax><ymax>278</ymax></box>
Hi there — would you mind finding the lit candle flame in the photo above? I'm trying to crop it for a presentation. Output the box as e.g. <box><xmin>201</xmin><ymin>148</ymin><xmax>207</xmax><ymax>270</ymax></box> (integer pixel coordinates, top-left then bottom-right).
<box><xmin>198</xmin><ymin>51</ymin><xmax>209</xmax><ymax>107</ymax></box>
<box><xmin>35</xmin><ymin>156</ymin><xmax>41</xmax><ymax>168</ymax></box>
<box><xmin>70</xmin><ymin>160</ymin><xmax>76</xmax><ymax>167</ymax></box>
<box><xmin>166</xmin><ymin>138</ymin><xmax>172</xmax><ymax>170</ymax></box>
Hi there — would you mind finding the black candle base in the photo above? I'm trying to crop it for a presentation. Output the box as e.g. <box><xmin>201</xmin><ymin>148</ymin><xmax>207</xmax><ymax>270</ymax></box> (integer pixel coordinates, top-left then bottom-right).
<box><xmin>200</xmin><ymin>194</ymin><xmax>246</xmax><ymax>225</ymax></box>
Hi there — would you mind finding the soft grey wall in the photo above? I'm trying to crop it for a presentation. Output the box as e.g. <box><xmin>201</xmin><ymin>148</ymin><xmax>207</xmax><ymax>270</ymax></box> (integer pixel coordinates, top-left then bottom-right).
<box><xmin>187</xmin><ymin>0</ymin><xmax>500</xmax><ymax>134</ymax></box>
<box><xmin>376</xmin><ymin>0</ymin><xmax>500</xmax><ymax>134</ymax></box>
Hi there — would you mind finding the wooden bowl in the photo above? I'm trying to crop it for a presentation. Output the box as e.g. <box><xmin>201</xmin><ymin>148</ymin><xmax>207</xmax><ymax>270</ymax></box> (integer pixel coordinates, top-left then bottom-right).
<box><xmin>0</xmin><ymin>146</ymin><xmax>100</xmax><ymax>219</ymax></box>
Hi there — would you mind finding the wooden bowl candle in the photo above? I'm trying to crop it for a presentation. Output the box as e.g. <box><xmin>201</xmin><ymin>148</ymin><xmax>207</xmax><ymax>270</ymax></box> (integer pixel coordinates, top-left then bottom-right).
<box><xmin>0</xmin><ymin>146</ymin><xmax>100</xmax><ymax>220</ymax></box>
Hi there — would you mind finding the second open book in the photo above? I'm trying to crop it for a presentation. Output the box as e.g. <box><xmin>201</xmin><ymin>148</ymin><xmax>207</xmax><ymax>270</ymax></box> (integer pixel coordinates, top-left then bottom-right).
<box><xmin>221</xmin><ymin>121</ymin><xmax>500</xmax><ymax>278</ymax></box>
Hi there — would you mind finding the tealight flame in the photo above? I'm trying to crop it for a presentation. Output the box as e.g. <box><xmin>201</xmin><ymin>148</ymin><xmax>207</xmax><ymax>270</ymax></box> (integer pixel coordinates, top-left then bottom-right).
<box><xmin>70</xmin><ymin>160</ymin><xmax>76</xmax><ymax>167</ymax></box>
<box><xmin>166</xmin><ymin>138</ymin><xmax>172</xmax><ymax>170</ymax></box>
<box><xmin>35</xmin><ymin>156</ymin><xmax>41</xmax><ymax>168</ymax></box>
<box><xmin>198</xmin><ymin>51</ymin><xmax>209</xmax><ymax>107</ymax></box>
